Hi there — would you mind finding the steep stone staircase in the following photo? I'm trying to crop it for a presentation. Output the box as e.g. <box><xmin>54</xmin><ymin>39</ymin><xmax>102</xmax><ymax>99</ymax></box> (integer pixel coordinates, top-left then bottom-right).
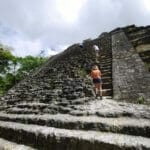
<box><xmin>0</xmin><ymin>25</ymin><xmax>149</xmax><ymax>149</ymax></box>
<box><xmin>93</xmin><ymin>33</ymin><xmax>113</xmax><ymax>97</ymax></box>
<box><xmin>0</xmin><ymin>99</ymin><xmax>149</xmax><ymax>149</ymax></box>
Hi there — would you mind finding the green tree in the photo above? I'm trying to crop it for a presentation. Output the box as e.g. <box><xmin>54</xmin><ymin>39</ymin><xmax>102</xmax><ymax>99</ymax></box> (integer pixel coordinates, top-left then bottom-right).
<box><xmin>0</xmin><ymin>47</ymin><xmax>15</xmax><ymax>73</ymax></box>
<box><xmin>16</xmin><ymin>56</ymin><xmax>47</xmax><ymax>80</ymax></box>
<box><xmin>0</xmin><ymin>44</ymin><xmax>15</xmax><ymax>95</ymax></box>
<box><xmin>0</xmin><ymin>44</ymin><xmax>47</xmax><ymax>96</ymax></box>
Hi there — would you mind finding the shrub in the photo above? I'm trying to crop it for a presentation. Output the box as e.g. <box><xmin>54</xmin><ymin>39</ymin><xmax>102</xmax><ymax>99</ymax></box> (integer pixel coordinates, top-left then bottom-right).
<box><xmin>137</xmin><ymin>96</ymin><xmax>145</xmax><ymax>104</ymax></box>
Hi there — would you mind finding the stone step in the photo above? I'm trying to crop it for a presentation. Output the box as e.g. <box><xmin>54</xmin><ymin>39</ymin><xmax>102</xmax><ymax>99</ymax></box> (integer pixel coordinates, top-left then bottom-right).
<box><xmin>102</xmin><ymin>76</ymin><xmax>112</xmax><ymax>79</ymax></box>
<box><xmin>100</xmin><ymin>66</ymin><xmax>111</xmax><ymax>69</ymax></box>
<box><xmin>98</xmin><ymin>56</ymin><xmax>112</xmax><ymax>62</ymax></box>
<box><xmin>88</xmin><ymin>89</ymin><xmax>112</xmax><ymax>96</ymax></box>
<box><xmin>139</xmin><ymin>51</ymin><xmax>150</xmax><ymax>63</ymax></box>
<box><xmin>54</xmin><ymin>101</ymin><xmax>70</xmax><ymax>107</ymax></box>
<box><xmin>101</xmin><ymin>71</ymin><xmax>112</xmax><ymax>77</ymax></box>
<box><xmin>101</xmin><ymin>69</ymin><xmax>111</xmax><ymax>74</ymax></box>
<box><xmin>131</xmin><ymin>35</ymin><xmax>150</xmax><ymax>43</ymax></box>
<box><xmin>0</xmin><ymin>121</ymin><xmax>149</xmax><ymax>150</ymax></box>
<box><xmin>0</xmin><ymin>106</ymin><xmax>11</xmax><ymax>111</ymax></box>
<box><xmin>102</xmin><ymin>89</ymin><xmax>113</xmax><ymax>96</ymax></box>
<box><xmin>102</xmin><ymin>83</ymin><xmax>112</xmax><ymax>89</ymax></box>
<box><xmin>69</xmin><ymin>99</ymin><xmax>150</xmax><ymax>119</ymax></box>
<box><xmin>101</xmin><ymin>68</ymin><xmax>112</xmax><ymax>72</ymax></box>
<box><xmin>101</xmin><ymin>79</ymin><xmax>111</xmax><ymax>83</ymax></box>
<box><xmin>16</xmin><ymin>103</ymin><xmax>49</xmax><ymax>109</ymax></box>
<box><xmin>55</xmin><ymin>106</ymin><xmax>73</xmax><ymax>114</ymax></box>
<box><xmin>99</xmin><ymin>60</ymin><xmax>112</xmax><ymax>63</ymax></box>
<box><xmin>99</xmin><ymin>61</ymin><xmax>112</xmax><ymax>64</ymax></box>
<box><xmin>100</xmin><ymin>63</ymin><xmax>112</xmax><ymax>68</ymax></box>
<box><xmin>5</xmin><ymin>106</ymin><xmax>72</xmax><ymax>115</ymax></box>
<box><xmin>99</xmin><ymin>57</ymin><xmax>112</xmax><ymax>60</ymax></box>
<box><xmin>6</xmin><ymin>100</ymin><xmax>21</xmax><ymax>105</ymax></box>
<box><xmin>6</xmin><ymin>107</ymin><xmax>40</xmax><ymax>114</ymax></box>
<box><xmin>68</xmin><ymin>98</ymin><xmax>89</xmax><ymax>105</ymax></box>
<box><xmin>101</xmin><ymin>77</ymin><xmax>112</xmax><ymax>82</ymax></box>
<box><xmin>102</xmin><ymin>76</ymin><xmax>112</xmax><ymax>80</ymax></box>
<box><xmin>100</xmin><ymin>64</ymin><xmax>112</xmax><ymax>70</ymax></box>
<box><xmin>99</xmin><ymin>59</ymin><xmax>112</xmax><ymax>62</ymax></box>
<box><xmin>0</xmin><ymin>138</ymin><xmax>36</xmax><ymax>150</ymax></box>
<box><xmin>99</xmin><ymin>54</ymin><xmax>111</xmax><ymax>57</ymax></box>
<box><xmin>99</xmin><ymin>56</ymin><xmax>112</xmax><ymax>60</ymax></box>
<box><xmin>128</xmin><ymin>32</ymin><xmax>149</xmax><ymax>40</ymax></box>
<box><xmin>102</xmin><ymin>72</ymin><xmax>112</xmax><ymax>77</ymax></box>
<box><xmin>0</xmin><ymin>113</ymin><xmax>149</xmax><ymax>138</ymax></box>
<box><xmin>5</xmin><ymin>96</ymin><xmax>122</xmax><ymax>115</ymax></box>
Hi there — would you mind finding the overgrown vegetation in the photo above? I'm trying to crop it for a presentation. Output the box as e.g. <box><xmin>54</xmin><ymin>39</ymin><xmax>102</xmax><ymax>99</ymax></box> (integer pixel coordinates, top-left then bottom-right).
<box><xmin>137</xmin><ymin>96</ymin><xmax>145</xmax><ymax>104</ymax></box>
<box><xmin>0</xmin><ymin>44</ymin><xmax>47</xmax><ymax>96</ymax></box>
<box><xmin>77</xmin><ymin>68</ymin><xmax>87</xmax><ymax>77</ymax></box>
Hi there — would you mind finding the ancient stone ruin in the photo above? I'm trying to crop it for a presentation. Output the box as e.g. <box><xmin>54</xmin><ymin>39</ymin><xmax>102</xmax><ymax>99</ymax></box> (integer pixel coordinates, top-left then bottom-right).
<box><xmin>0</xmin><ymin>25</ymin><xmax>149</xmax><ymax>149</ymax></box>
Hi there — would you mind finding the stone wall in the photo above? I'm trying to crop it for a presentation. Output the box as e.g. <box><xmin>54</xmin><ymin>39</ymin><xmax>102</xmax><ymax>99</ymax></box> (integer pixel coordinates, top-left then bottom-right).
<box><xmin>112</xmin><ymin>30</ymin><xmax>150</xmax><ymax>103</ymax></box>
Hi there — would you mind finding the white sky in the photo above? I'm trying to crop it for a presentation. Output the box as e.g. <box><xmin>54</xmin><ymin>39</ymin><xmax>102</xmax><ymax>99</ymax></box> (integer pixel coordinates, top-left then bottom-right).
<box><xmin>0</xmin><ymin>0</ymin><xmax>150</xmax><ymax>57</ymax></box>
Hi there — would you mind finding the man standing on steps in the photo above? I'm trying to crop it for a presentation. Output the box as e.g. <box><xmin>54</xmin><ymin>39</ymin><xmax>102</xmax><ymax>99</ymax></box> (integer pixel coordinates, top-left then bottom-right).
<box><xmin>93</xmin><ymin>44</ymin><xmax>100</xmax><ymax>63</ymax></box>
<box><xmin>90</xmin><ymin>65</ymin><xmax>103</xmax><ymax>100</ymax></box>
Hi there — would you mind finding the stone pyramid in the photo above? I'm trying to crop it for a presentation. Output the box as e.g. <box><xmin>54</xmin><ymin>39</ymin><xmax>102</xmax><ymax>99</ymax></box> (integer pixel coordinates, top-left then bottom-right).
<box><xmin>0</xmin><ymin>25</ymin><xmax>149</xmax><ymax>149</ymax></box>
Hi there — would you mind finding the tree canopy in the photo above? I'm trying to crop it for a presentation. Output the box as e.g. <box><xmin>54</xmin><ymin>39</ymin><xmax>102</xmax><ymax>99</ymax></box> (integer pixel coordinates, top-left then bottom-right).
<box><xmin>0</xmin><ymin>44</ymin><xmax>47</xmax><ymax>96</ymax></box>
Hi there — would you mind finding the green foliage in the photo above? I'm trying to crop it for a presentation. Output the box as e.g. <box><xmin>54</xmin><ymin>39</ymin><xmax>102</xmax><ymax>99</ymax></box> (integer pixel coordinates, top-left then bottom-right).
<box><xmin>0</xmin><ymin>45</ymin><xmax>48</xmax><ymax>96</ymax></box>
<box><xmin>0</xmin><ymin>47</ymin><xmax>15</xmax><ymax>73</ymax></box>
<box><xmin>77</xmin><ymin>68</ymin><xmax>87</xmax><ymax>77</ymax></box>
<box><xmin>0</xmin><ymin>77</ymin><xmax>5</xmax><ymax>96</ymax></box>
<box><xmin>137</xmin><ymin>96</ymin><xmax>145</xmax><ymax>104</ymax></box>
<box><xmin>16</xmin><ymin>56</ymin><xmax>47</xmax><ymax>80</ymax></box>
<box><xmin>0</xmin><ymin>73</ymin><xmax>16</xmax><ymax>96</ymax></box>
<box><xmin>18</xmin><ymin>56</ymin><xmax>47</xmax><ymax>72</ymax></box>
